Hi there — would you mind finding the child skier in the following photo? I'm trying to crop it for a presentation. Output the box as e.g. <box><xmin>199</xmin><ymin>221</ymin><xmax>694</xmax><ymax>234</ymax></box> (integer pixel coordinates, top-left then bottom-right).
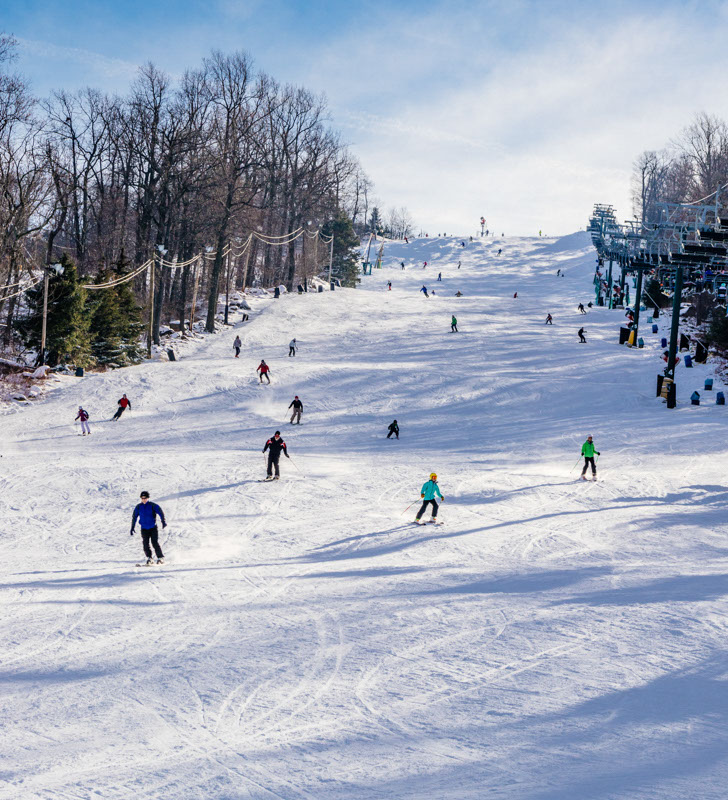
<box><xmin>130</xmin><ymin>490</ymin><xmax>167</xmax><ymax>565</ymax></box>
<box><xmin>233</xmin><ymin>335</ymin><xmax>242</xmax><ymax>357</ymax></box>
<box><xmin>387</xmin><ymin>419</ymin><xmax>399</xmax><ymax>439</ymax></box>
<box><xmin>451</xmin><ymin>315</ymin><xmax>458</xmax><ymax>332</ymax></box>
<box><xmin>580</xmin><ymin>436</ymin><xmax>600</xmax><ymax>481</ymax></box>
<box><xmin>262</xmin><ymin>431</ymin><xmax>289</xmax><ymax>479</ymax></box>
<box><xmin>289</xmin><ymin>338</ymin><xmax>297</xmax><ymax>357</ymax></box>
<box><xmin>75</xmin><ymin>406</ymin><xmax>90</xmax><ymax>435</ymax></box>
<box><xmin>257</xmin><ymin>360</ymin><xmax>271</xmax><ymax>383</ymax></box>
<box><xmin>545</xmin><ymin>314</ymin><xmax>553</xmax><ymax>324</ymax></box>
<box><xmin>415</xmin><ymin>473</ymin><xmax>444</xmax><ymax>524</ymax></box>
<box><xmin>288</xmin><ymin>395</ymin><xmax>303</xmax><ymax>424</ymax></box>
<box><xmin>113</xmin><ymin>394</ymin><xmax>131</xmax><ymax>420</ymax></box>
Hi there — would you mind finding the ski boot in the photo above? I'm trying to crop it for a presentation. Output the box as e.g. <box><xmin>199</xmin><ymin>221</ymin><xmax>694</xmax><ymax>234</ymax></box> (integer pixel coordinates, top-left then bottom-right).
<box><xmin>157</xmin><ymin>557</ymin><xmax>165</xmax><ymax>564</ymax></box>
<box><xmin>145</xmin><ymin>557</ymin><xmax>154</xmax><ymax>566</ymax></box>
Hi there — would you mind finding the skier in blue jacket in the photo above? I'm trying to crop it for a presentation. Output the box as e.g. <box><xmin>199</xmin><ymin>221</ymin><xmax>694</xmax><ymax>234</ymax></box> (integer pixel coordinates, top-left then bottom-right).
<box><xmin>415</xmin><ymin>473</ymin><xmax>444</xmax><ymax>523</ymax></box>
<box><xmin>130</xmin><ymin>491</ymin><xmax>167</xmax><ymax>565</ymax></box>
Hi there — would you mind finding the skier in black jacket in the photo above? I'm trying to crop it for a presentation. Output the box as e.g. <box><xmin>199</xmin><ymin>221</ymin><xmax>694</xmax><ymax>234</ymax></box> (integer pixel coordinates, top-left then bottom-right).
<box><xmin>288</xmin><ymin>395</ymin><xmax>303</xmax><ymax>424</ymax></box>
<box><xmin>387</xmin><ymin>420</ymin><xmax>399</xmax><ymax>439</ymax></box>
<box><xmin>262</xmin><ymin>431</ymin><xmax>289</xmax><ymax>479</ymax></box>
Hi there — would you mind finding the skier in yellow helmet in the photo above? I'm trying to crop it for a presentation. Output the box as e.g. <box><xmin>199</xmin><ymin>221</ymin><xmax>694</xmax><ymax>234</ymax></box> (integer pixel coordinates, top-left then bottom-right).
<box><xmin>415</xmin><ymin>473</ymin><xmax>444</xmax><ymax>524</ymax></box>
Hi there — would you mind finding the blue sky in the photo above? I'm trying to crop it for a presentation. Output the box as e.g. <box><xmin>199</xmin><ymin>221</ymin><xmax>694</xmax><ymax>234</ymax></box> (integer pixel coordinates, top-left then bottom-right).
<box><xmin>5</xmin><ymin>0</ymin><xmax>728</xmax><ymax>234</ymax></box>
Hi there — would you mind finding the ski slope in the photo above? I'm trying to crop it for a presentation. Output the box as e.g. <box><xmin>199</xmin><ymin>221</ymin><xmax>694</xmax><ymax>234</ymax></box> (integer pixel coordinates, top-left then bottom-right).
<box><xmin>3</xmin><ymin>233</ymin><xmax>728</xmax><ymax>800</ymax></box>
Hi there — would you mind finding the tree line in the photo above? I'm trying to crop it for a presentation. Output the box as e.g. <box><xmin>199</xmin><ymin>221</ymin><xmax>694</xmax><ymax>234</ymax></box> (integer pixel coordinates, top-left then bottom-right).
<box><xmin>0</xmin><ymin>35</ymin><xmax>408</xmax><ymax>366</ymax></box>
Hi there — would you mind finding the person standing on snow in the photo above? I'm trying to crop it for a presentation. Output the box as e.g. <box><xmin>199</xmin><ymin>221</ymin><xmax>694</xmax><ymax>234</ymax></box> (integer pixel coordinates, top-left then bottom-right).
<box><xmin>437</xmin><ymin>272</ymin><xmax>442</xmax><ymax>281</ymax></box>
<box><xmin>288</xmin><ymin>395</ymin><xmax>303</xmax><ymax>424</ymax></box>
<box><xmin>578</xmin><ymin>327</ymin><xmax>587</xmax><ymax>343</ymax></box>
<box><xmin>545</xmin><ymin>314</ymin><xmax>553</xmax><ymax>324</ymax></box>
<box><xmin>289</xmin><ymin>338</ymin><xmax>297</xmax><ymax>357</ymax></box>
<box><xmin>76</xmin><ymin>406</ymin><xmax>91</xmax><ymax>435</ymax></box>
<box><xmin>257</xmin><ymin>360</ymin><xmax>271</xmax><ymax>383</ymax></box>
<box><xmin>130</xmin><ymin>490</ymin><xmax>166</xmax><ymax>565</ymax></box>
<box><xmin>451</xmin><ymin>315</ymin><xmax>458</xmax><ymax>332</ymax></box>
<box><xmin>423</xmin><ymin>261</ymin><xmax>428</xmax><ymax>268</ymax></box>
<box><xmin>457</xmin><ymin>261</ymin><xmax>461</xmax><ymax>269</ymax></box>
<box><xmin>233</xmin><ymin>335</ymin><xmax>242</xmax><ymax>358</ymax></box>
<box><xmin>113</xmin><ymin>394</ymin><xmax>131</xmax><ymax>421</ymax></box>
<box><xmin>421</xmin><ymin>285</ymin><xmax>429</xmax><ymax>298</ymax></box>
<box><xmin>415</xmin><ymin>473</ymin><xmax>444</xmax><ymax>524</ymax></box>
<box><xmin>401</xmin><ymin>261</ymin><xmax>405</xmax><ymax>270</ymax></box>
<box><xmin>580</xmin><ymin>436</ymin><xmax>600</xmax><ymax>481</ymax></box>
<box><xmin>262</xmin><ymin>431</ymin><xmax>289</xmax><ymax>480</ymax></box>
<box><xmin>387</xmin><ymin>281</ymin><xmax>392</xmax><ymax>290</ymax></box>
<box><xmin>387</xmin><ymin>419</ymin><xmax>399</xmax><ymax>439</ymax></box>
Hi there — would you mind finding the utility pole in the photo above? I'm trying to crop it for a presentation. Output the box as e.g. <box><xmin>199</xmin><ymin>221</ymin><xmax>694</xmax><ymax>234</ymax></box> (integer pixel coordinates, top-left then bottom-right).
<box><xmin>607</xmin><ymin>258</ymin><xmax>613</xmax><ymax>309</ymax></box>
<box><xmin>665</xmin><ymin>265</ymin><xmax>684</xmax><ymax>381</ymax></box>
<box><xmin>190</xmin><ymin>256</ymin><xmax>201</xmax><ymax>334</ymax></box>
<box><xmin>632</xmin><ymin>264</ymin><xmax>646</xmax><ymax>342</ymax></box>
<box><xmin>328</xmin><ymin>234</ymin><xmax>334</xmax><ymax>286</ymax></box>
<box><xmin>224</xmin><ymin>248</ymin><xmax>231</xmax><ymax>325</ymax></box>
<box><xmin>241</xmin><ymin>239</ymin><xmax>252</xmax><ymax>292</ymax></box>
<box><xmin>147</xmin><ymin>256</ymin><xmax>155</xmax><ymax>359</ymax></box>
<box><xmin>40</xmin><ymin>267</ymin><xmax>50</xmax><ymax>365</ymax></box>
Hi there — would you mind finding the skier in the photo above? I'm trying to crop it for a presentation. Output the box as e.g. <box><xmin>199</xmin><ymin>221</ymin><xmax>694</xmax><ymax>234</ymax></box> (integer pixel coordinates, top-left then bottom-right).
<box><xmin>387</xmin><ymin>419</ymin><xmax>399</xmax><ymax>439</ymax></box>
<box><xmin>404</xmin><ymin>237</ymin><xmax>408</xmax><ymax>244</ymax></box>
<box><xmin>130</xmin><ymin>490</ymin><xmax>167</xmax><ymax>565</ymax></box>
<box><xmin>289</xmin><ymin>338</ymin><xmax>297</xmax><ymax>357</ymax></box>
<box><xmin>557</xmin><ymin>269</ymin><xmax>561</xmax><ymax>277</ymax></box>
<box><xmin>387</xmin><ymin>281</ymin><xmax>392</xmax><ymax>290</ymax></box>
<box><xmin>545</xmin><ymin>314</ymin><xmax>553</xmax><ymax>324</ymax></box>
<box><xmin>401</xmin><ymin>261</ymin><xmax>405</xmax><ymax>270</ymax></box>
<box><xmin>437</xmin><ymin>272</ymin><xmax>442</xmax><ymax>281</ymax></box>
<box><xmin>539</xmin><ymin>229</ymin><xmax>542</xmax><ymax>237</ymax></box>
<box><xmin>423</xmin><ymin>261</ymin><xmax>428</xmax><ymax>268</ymax></box>
<box><xmin>513</xmin><ymin>292</ymin><xmax>518</xmax><ymax>299</ymax></box>
<box><xmin>455</xmin><ymin>291</ymin><xmax>463</xmax><ymax>297</ymax></box>
<box><xmin>580</xmin><ymin>436</ymin><xmax>600</xmax><ymax>481</ymax></box>
<box><xmin>113</xmin><ymin>394</ymin><xmax>131</xmax><ymax>421</ymax></box>
<box><xmin>233</xmin><ymin>335</ymin><xmax>242</xmax><ymax>358</ymax></box>
<box><xmin>578</xmin><ymin>327</ymin><xmax>587</xmax><ymax>343</ymax></box>
<box><xmin>75</xmin><ymin>406</ymin><xmax>90</xmax><ymax>435</ymax></box>
<box><xmin>415</xmin><ymin>473</ymin><xmax>444</xmax><ymax>524</ymax></box>
<box><xmin>288</xmin><ymin>395</ymin><xmax>303</xmax><ymax>424</ymax></box>
<box><xmin>257</xmin><ymin>360</ymin><xmax>271</xmax><ymax>383</ymax></box>
<box><xmin>457</xmin><ymin>261</ymin><xmax>461</xmax><ymax>269</ymax></box>
<box><xmin>420</xmin><ymin>285</ymin><xmax>429</xmax><ymax>298</ymax></box>
<box><xmin>578</xmin><ymin>303</ymin><xmax>586</xmax><ymax>314</ymax></box>
<box><xmin>262</xmin><ymin>431</ymin><xmax>289</xmax><ymax>480</ymax></box>
<box><xmin>451</xmin><ymin>315</ymin><xmax>458</xmax><ymax>332</ymax></box>
<box><xmin>498</xmin><ymin>248</ymin><xmax>502</xmax><ymax>255</ymax></box>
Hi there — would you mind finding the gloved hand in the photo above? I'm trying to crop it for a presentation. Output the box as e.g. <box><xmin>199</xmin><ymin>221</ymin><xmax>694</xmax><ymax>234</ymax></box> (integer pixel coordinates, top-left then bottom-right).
<box><xmin>420</xmin><ymin>494</ymin><xmax>425</xmax><ymax>498</ymax></box>
<box><xmin>597</xmin><ymin>451</ymin><xmax>601</xmax><ymax>455</ymax></box>
<box><xmin>441</xmin><ymin>497</ymin><xmax>445</xmax><ymax>501</ymax></box>
<box><xmin>285</xmin><ymin>453</ymin><xmax>290</xmax><ymax>458</ymax></box>
<box><xmin>130</xmin><ymin>530</ymin><xmax>135</xmax><ymax>536</ymax></box>
<box><xmin>162</xmin><ymin>523</ymin><xmax>167</xmax><ymax>529</ymax></box>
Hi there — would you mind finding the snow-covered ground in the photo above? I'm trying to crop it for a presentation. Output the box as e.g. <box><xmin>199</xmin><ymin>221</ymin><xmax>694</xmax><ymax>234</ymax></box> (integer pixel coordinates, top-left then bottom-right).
<box><xmin>3</xmin><ymin>233</ymin><xmax>728</xmax><ymax>800</ymax></box>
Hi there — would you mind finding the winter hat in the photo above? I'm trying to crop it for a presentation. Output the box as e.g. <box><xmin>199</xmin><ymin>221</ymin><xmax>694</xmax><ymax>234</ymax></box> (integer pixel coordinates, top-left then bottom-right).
<box><xmin>274</xmin><ymin>430</ymin><xmax>280</xmax><ymax>435</ymax></box>
<box><xmin>140</xmin><ymin>491</ymin><xmax>150</xmax><ymax>498</ymax></box>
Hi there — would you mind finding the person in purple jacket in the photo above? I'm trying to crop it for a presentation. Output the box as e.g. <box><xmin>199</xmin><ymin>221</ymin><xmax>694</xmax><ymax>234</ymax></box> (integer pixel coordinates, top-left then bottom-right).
<box><xmin>130</xmin><ymin>491</ymin><xmax>167</xmax><ymax>565</ymax></box>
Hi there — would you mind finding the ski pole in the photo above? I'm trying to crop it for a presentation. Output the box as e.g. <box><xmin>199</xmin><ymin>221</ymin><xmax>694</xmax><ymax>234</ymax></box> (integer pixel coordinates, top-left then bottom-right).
<box><xmin>401</xmin><ymin>499</ymin><xmax>420</xmax><ymax>516</ymax></box>
<box><xmin>287</xmin><ymin>456</ymin><xmax>305</xmax><ymax>477</ymax></box>
<box><xmin>570</xmin><ymin>456</ymin><xmax>582</xmax><ymax>472</ymax></box>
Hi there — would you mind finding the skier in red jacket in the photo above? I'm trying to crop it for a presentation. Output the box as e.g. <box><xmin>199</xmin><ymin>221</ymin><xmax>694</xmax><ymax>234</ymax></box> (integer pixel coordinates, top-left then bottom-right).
<box><xmin>257</xmin><ymin>360</ymin><xmax>271</xmax><ymax>384</ymax></box>
<box><xmin>113</xmin><ymin>394</ymin><xmax>131</xmax><ymax>420</ymax></box>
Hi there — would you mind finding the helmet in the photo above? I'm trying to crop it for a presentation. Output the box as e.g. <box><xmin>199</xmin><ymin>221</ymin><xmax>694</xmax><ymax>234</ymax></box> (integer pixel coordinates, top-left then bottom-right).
<box><xmin>430</xmin><ymin>473</ymin><xmax>437</xmax><ymax>480</ymax></box>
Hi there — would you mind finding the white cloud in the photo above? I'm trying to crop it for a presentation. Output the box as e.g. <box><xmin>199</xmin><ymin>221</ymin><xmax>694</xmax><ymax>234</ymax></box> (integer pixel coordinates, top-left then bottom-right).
<box><xmin>16</xmin><ymin>38</ymin><xmax>140</xmax><ymax>81</ymax></box>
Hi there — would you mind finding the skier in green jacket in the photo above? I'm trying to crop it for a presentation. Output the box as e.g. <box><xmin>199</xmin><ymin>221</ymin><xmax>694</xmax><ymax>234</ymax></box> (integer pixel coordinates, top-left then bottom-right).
<box><xmin>415</xmin><ymin>473</ymin><xmax>444</xmax><ymax>523</ymax></box>
<box><xmin>451</xmin><ymin>315</ymin><xmax>458</xmax><ymax>332</ymax></box>
<box><xmin>581</xmin><ymin>435</ymin><xmax>600</xmax><ymax>480</ymax></box>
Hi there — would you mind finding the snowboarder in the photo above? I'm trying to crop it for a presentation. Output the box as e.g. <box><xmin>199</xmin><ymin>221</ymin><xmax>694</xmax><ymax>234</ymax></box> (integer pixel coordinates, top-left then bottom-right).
<box><xmin>262</xmin><ymin>431</ymin><xmax>289</xmax><ymax>479</ymax></box>
<box><xmin>578</xmin><ymin>327</ymin><xmax>587</xmax><ymax>343</ymax></box>
<box><xmin>451</xmin><ymin>315</ymin><xmax>458</xmax><ymax>332</ymax></box>
<box><xmin>113</xmin><ymin>394</ymin><xmax>131</xmax><ymax>421</ymax></box>
<box><xmin>75</xmin><ymin>406</ymin><xmax>90</xmax><ymax>435</ymax></box>
<box><xmin>578</xmin><ymin>303</ymin><xmax>586</xmax><ymax>314</ymax></box>
<box><xmin>387</xmin><ymin>419</ymin><xmax>399</xmax><ymax>439</ymax></box>
<box><xmin>288</xmin><ymin>395</ymin><xmax>303</xmax><ymax>424</ymax></box>
<box><xmin>580</xmin><ymin>436</ymin><xmax>600</xmax><ymax>481</ymax></box>
<box><xmin>233</xmin><ymin>335</ymin><xmax>242</xmax><ymax>358</ymax></box>
<box><xmin>257</xmin><ymin>360</ymin><xmax>271</xmax><ymax>383</ymax></box>
<box><xmin>437</xmin><ymin>272</ymin><xmax>442</xmax><ymax>281</ymax></box>
<box><xmin>130</xmin><ymin>490</ymin><xmax>166</xmax><ymax>565</ymax></box>
<box><xmin>415</xmin><ymin>473</ymin><xmax>444</xmax><ymax>523</ymax></box>
<box><xmin>289</xmin><ymin>338</ymin><xmax>297</xmax><ymax>357</ymax></box>
<box><xmin>420</xmin><ymin>285</ymin><xmax>429</xmax><ymax>297</ymax></box>
<box><xmin>545</xmin><ymin>314</ymin><xmax>553</xmax><ymax>324</ymax></box>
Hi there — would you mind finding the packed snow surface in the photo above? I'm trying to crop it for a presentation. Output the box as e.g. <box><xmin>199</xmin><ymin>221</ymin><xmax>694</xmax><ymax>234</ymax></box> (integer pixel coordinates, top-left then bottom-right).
<box><xmin>3</xmin><ymin>233</ymin><xmax>728</xmax><ymax>799</ymax></box>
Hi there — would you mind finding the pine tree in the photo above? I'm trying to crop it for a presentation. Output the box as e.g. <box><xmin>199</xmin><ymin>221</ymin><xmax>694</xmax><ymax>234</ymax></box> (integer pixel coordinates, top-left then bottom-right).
<box><xmin>368</xmin><ymin>207</ymin><xmax>383</xmax><ymax>235</ymax></box>
<box><xmin>17</xmin><ymin>254</ymin><xmax>91</xmax><ymax>367</ymax></box>
<box><xmin>88</xmin><ymin>251</ymin><xmax>144</xmax><ymax>367</ymax></box>
<box><xmin>322</xmin><ymin>212</ymin><xmax>361</xmax><ymax>288</ymax></box>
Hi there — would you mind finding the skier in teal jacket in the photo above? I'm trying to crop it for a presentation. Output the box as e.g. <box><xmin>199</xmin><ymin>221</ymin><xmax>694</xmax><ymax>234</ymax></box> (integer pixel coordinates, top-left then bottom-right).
<box><xmin>415</xmin><ymin>473</ymin><xmax>444</xmax><ymax>523</ymax></box>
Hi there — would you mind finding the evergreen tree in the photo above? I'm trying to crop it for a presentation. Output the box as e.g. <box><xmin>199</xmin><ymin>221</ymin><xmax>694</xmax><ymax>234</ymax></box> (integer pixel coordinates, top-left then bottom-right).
<box><xmin>642</xmin><ymin>277</ymin><xmax>669</xmax><ymax>311</ymax></box>
<box><xmin>17</xmin><ymin>254</ymin><xmax>90</xmax><ymax>367</ymax></box>
<box><xmin>707</xmin><ymin>308</ymin><xmax>728</xmax><ymax>352</ymax></box>
<box><xmin>321</xmin><ymin>212</ymin><xmax>360</xmax><ymax>288</ymax></box>
<box><xmin>368</xmin><ymin>206</ymin><xmax>383</xmax><ymax>235</ymax></box>
<box><xmin>88</xmin><ymin>251</ymin><xmax>144</xmax><ymax>367</ymax></box>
